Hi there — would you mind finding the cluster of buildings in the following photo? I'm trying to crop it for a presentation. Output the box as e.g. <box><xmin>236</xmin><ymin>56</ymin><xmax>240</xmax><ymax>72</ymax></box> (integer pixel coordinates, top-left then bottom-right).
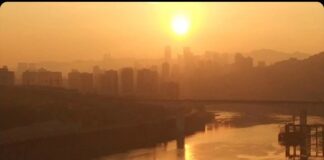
<box><xmin>0</xmin><ymin>66</ymin><xmax>15</xmax><ymax>86</ymax></box>
<box><xmin>62</xmin><ymin>47</ymin><xmax>179</xmax><ymax>99</ymax></box>
<box><xmin>68</xmin><ymin>66</ymin><xmax>174</xmax><ymax>98</ymax></box>
<box><xmin>0</xmin><ymin>55</ymin><xmax>179</xmax><ymax>99</ymax></box>
<box><xmin>1</xmin><ymin>46</ymin><xmax>265</xmax><ymax>99</ymax></box>
<box><xmin>22</xmin><ymin>68</ymin><xmax>63</xmax><ymax>87</ymax></box>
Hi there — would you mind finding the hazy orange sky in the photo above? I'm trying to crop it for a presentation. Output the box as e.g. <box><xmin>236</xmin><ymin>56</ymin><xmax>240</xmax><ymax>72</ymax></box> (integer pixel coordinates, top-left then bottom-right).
<box><xmin>0</xmin><ymin>2</ymin><xmax>323</xmax><ymax>66</ymax></box>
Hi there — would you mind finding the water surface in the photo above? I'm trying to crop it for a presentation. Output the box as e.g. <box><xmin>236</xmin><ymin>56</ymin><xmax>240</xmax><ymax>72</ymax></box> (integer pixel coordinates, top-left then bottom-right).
<box><xmin>99</xmin><ymin>110</ymin><xmax>324</xmax><ymax>160</ymax></box>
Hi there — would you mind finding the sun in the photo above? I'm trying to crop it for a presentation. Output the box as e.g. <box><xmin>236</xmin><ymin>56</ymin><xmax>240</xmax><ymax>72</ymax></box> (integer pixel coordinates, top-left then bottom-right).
<box><xmin>172</xmin><ymin>14</ymin><xmax>190</xmax><ymax>35</ymax></box>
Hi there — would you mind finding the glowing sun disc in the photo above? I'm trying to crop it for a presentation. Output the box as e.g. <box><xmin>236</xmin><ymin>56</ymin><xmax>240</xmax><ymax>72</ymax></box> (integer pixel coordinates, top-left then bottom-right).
<box><xmin>172</xmin><ymin>15</ymin><xmax>189</xmax><ymax>35</ymax></box>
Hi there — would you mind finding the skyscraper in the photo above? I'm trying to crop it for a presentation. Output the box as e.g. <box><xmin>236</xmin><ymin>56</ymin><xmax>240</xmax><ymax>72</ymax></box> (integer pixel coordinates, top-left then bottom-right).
<box><xmin>16</xmin><ymin>62</ymin><xmax>37</xmax><ymax>84</ymax></box>
<box><xmin>0</xmin><ymin>66</ymin><xmax>14</xmax><ymax>86</ymax></box>
<box><xmin>136</xmin><ymin>68</ymin><xmax>158</xmax><ymax>98</ymax></box>
<box><xmin>68</xmin><ymin>70</ymin><xmax>93</xmax><ymax>94</ymax></box>
<box><xmin>170</xmin><ymin>63</ymin><xmax>180</xmax><ymax>82</ymax></box>
<box><xmin>183</xmin><ymin>47</ymin><xmax>195</xmax><ymax>72</ymax></box>
<box><xmin>120</xmin><ymin>67</ymin><xmax>134</xmax><ymax>96</ymax></box>
<box><xmin>100</xmin><ymin>70</ymin><xmax>118</xmax><ymax>96</ymax></box>
<box><xmin>160</xmin><ymin>81</ymin><xmax>179</xmax><ymax>100</ymax></box>
<box><xmin>161</xmin><ymin>62</ymin><xmax>170</xmax><ymax>82</ymax></box>
<box><xmin>93</xmin><ymin>65</ymin><xmax>103</xmax><ymax>93</ymax></box>
<box><xmin>22</xmin><ymin>68</ymin><xmax>62</xmax><ymax>87</ymax></box>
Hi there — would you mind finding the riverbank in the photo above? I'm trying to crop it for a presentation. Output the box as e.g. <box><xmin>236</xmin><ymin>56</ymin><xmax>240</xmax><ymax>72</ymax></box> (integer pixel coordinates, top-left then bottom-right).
<box><xmin>0</xmin><ymin>86</ymin><xmax>214</xmax><ymax>160</ymax></box>
<box><xmin>0</xmin><ymin>111</ymin><xmax>214</xmax><ymax>160</ymax></box>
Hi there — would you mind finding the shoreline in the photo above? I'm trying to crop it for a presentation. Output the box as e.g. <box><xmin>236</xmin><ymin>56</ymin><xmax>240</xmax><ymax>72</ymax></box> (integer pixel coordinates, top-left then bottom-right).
<box><xmin>0</xmin><ymin>111</ymin><xmax>214</xmax><ymax>160</ymax></box>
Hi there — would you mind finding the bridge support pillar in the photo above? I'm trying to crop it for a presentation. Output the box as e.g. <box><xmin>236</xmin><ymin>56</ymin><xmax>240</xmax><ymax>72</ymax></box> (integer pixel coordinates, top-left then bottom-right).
<box><xmin>176</xmin><ymin>113</ymin><xmax>185</xmax><ymax>149</ymax></box>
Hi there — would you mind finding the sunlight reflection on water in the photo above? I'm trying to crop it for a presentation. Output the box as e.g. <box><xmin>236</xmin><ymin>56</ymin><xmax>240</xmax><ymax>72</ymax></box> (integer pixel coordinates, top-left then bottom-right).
<box><xmin>98</xmin><ymin>111</ymin><xmax>324</xmax><ymax>160</ymax></box>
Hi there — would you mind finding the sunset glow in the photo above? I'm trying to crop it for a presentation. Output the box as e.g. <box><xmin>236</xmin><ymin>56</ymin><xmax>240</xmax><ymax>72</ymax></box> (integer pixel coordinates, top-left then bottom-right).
<box><xmin>172</xmin><ymin>14</ymin><xmax>190</xmax><ymax>35</ymax></box>
<box><xmin>0</xmin><ymin>2</ymin><xmax>323</xmax><ymax>65</ymax></box>
<box><xmin>1</xmin><ymin>3</ymin><xmax>324</xmax><ymax>160</ymax></box>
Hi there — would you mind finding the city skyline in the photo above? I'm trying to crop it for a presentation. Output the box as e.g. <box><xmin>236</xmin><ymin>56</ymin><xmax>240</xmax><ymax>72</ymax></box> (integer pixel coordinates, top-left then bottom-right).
<box><xmin>1</xmin><ymin>48</ymin><xmax>324</xmax><ymax>100</ymax></box>
<box><xmin>1</xmin><ymin>3</ymin><xmax>324</xmax><ymax>160</ymax></box>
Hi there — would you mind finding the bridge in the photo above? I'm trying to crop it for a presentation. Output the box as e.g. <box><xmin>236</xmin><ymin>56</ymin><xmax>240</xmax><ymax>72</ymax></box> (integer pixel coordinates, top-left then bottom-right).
<box><xmin>130</xmin><ymin>99</ymin><xmax>324</xmax><ymax>107</ymax></box>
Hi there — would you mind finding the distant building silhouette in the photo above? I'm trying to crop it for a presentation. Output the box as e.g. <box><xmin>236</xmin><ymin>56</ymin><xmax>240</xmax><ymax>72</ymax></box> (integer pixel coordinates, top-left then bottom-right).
<box><xmin>183</xmin><ymin>47</ymin><xmax>195</xmax><ymax>72</ymax></box>
<box><xmin>93</xmin><ymin>65</ymin><xmax>103</xmax><ymax>93</ymax></box>
<box><xmin>160</xmin><ymin>81</ymin><xmax>179</xmax><ymax>99</ymax></box>
<box><xmin>150</xmin><ymin>65</ymin><xmax>158</xmax><ymax>72</ymax></box>
<box><xmin>16</xmin><ymin>62</ymin><xmax>37</xmax><ymax>84</ymax></box>
<box><xmin>0</xmin><ymin>66</ymin><xmax>14</xmax><ymax>86</ymax></box>
<box><xmin>161</xmin><ymin>62</ymin><xmax>170</xmax><ymax>82</ymax></box>
<box><xmin>68</xmin><ymin>70</ymin><xmax>93</xmax><ymax>93</ymax></box>
<box><xmin>183</xmin><ymin>47</ymin><xmax>193</xmax><ymax>64</ymax></box>
<box><xmin>100</xmin><ymin>70</ymin><xmax>118</xmax><ymax>96</ymax></box>
<box><xmin>120</xmin><ymin>67</ymin><xmax>134</xmax><ymax>96</ymax></box>
<box><xmin>22</xmin><ymin>68</ymin><xmax>62</xmax><ymax>87</ymax></box>
<box><xmin>136</xmin><ymin>68</ymin><xmax>158</xmax><ymax>98</ymax></box>
<box><xmin>233</xmin><ymin>53</ymin><xmax>253</xmax><ymax>71</ymax></box>
<box><xmin>170</xmin><ymin>63</ymin><xmax>180</xmax><ymax>82</ymax></box>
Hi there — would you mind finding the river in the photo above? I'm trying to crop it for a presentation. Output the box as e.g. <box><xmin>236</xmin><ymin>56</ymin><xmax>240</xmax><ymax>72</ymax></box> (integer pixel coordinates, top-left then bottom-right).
<box><xmin>98</xmin><ymin>108</ymin><xmax>324</xmax><ymax>160</ymax></box>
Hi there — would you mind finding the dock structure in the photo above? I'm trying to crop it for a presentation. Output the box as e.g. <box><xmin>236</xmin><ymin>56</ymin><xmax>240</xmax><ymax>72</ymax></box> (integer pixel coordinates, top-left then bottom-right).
<box><xmin>278</xmin><ymin>110</ymin><xmax>324</xmax><ymax>160</ymax></box>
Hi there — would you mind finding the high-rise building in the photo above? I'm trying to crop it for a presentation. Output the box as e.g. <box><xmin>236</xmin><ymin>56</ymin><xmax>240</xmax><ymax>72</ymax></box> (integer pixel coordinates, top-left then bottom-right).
<box><xmin>170</xmin><ymin>63</ymin><xmax>180</xmax><ymax>81</ymax></box>
<box><xmin>136</xmin><ymin>68</ymin><xmax>158</xmax><ymax>98</ymax></box>
<box><xmin>22</xmin><ymin>68</ymin><xmax>62</xmax><ymax>87</ymax></box>
<box><xmin>68</xmin><ymin>70</ymin><xmax>93</xmax><ymax>93</ymax></box>
<box><xmin>150</xmin><ymin>65</ymin><xmax>158</xmax><ymax>72</ymax></box>
<box><xmin>183</xmin><ymin>47</ymin><xmax>195</xmax><ymax>73</ymax></box>
<box><xmin>93</xmin><ymin>65</ymin><xmax>103</xmax><ymax>93</ymax></box>
<box><xmin>100</xmin><ymin>70</ymin><xmax>118</xmax><ymax>96</ymax></box>
<box><xmin>0</xmin><ymin>66</ymin><xmax>14</xmax><ymax>86</ymax></box>
<box><xmin>16</xmin><ymin>62</ymin><xmax>37</xmax><ymax>84</ymax></box>
<box><xmin>120</xmin><ymin>67</ymin><xmax>134</xmax><ymax>95</ymax></box>
<box><xmin>161</xmin><ymin>62</ymin><xmax>170</xmax><ymax>82</ymax></box>
<box><xmin>160</xmin><ymin>81</ymin><xmax>179</xmax><ymax>99</ymax></box>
